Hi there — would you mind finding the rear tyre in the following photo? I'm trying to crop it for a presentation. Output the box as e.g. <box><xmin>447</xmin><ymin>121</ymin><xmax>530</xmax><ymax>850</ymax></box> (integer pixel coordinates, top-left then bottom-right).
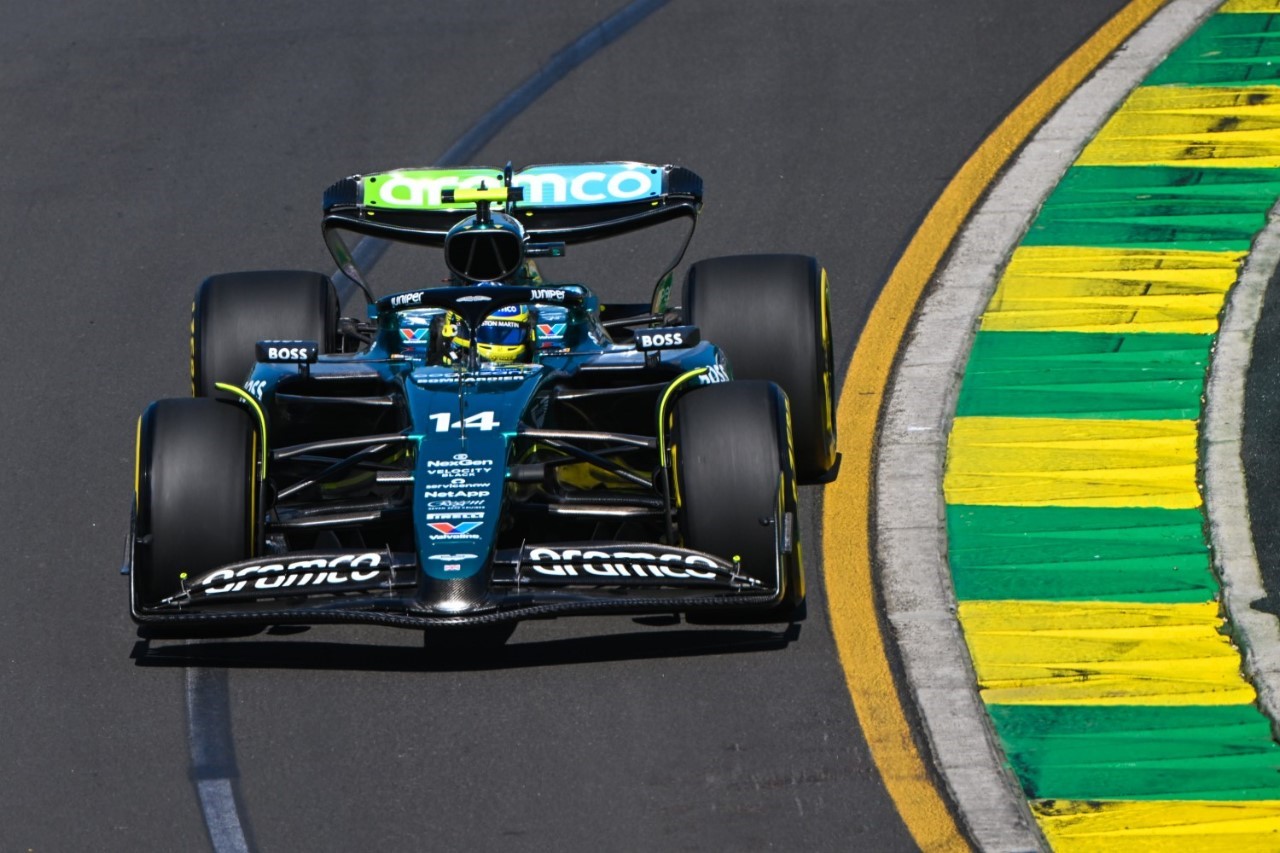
<box><xmin>133</xmin><ymin>398</ymin><xmax>258</xmax><ymax>608</ymax></box>
<box><xmin>192</xmin><ymin>270</ymin><xmax>338</xmax><ymax>398</ymax></box>
<box><xmin>673</xmin><ymin>381</ymin><xmax>804</xmax><ymax>621</ymax></box>
<box><xmin>684</xmin><ymin>254</ymin><xmax>837</xmax><ymax>483</ymax></box>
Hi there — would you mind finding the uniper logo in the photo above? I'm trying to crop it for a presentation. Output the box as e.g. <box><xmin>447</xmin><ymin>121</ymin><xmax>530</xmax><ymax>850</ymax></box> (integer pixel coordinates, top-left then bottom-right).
<box><xmin>367</xmin><ymin>165</ymin><xmax>660</xmax><ymax>210</ymax></box>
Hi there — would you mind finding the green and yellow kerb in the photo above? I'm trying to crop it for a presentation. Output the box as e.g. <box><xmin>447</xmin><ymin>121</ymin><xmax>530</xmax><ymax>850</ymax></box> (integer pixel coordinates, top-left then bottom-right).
<box><xmin>945</xmin><ymin>4</ymin><xmax>1280</xmax><ymax>848</ymax></box>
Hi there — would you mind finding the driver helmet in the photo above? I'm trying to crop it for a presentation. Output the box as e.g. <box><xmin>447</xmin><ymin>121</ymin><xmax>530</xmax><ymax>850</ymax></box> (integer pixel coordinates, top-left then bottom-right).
<box><xmin>448</xmin><ymin>303</ymin><xmax>532</xmax><ymax>363</ymax></box>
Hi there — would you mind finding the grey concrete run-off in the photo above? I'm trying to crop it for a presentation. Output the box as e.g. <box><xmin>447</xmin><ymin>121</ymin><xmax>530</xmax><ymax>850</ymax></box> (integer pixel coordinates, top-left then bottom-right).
<box><xmin>873</xmin><ymin>1</ymin><xmax>1223</xmax><ymax>850</ymax></box>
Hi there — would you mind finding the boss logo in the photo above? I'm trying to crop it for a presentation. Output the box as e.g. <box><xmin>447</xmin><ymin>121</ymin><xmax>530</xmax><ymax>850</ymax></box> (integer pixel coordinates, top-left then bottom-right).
<box><xmin>635</xmin><ymin>326</ymin><xmax>699</xmax><ymax>351</ymax></box>
<box><xmin>256</xmin><ymin>341</ymin><xmax>318</xmax><ymax>363</ymax></box>
<box><xmin>701</xmin><ymin>362</ymin><xmax>730</xmax><ymax>384</ymax></box>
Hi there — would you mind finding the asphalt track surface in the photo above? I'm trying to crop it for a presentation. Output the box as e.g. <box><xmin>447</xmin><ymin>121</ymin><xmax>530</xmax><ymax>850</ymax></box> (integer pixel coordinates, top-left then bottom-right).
<box><xmin>1245</xmin><ymin>268</ymin><xmax>1280</xmax><ymax>614</ymax></box>
<box><xmin>0</xmin><ymin>2</ymin><xmax>1129</xmax><ymax>850</ymax></box>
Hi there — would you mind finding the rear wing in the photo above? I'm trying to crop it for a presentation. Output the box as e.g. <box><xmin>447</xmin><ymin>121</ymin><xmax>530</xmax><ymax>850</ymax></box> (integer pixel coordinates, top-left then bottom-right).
<box><xmin>322</xmin><ymin>162</ymin><xmax>702</xmax><ymax>249</ymax></box>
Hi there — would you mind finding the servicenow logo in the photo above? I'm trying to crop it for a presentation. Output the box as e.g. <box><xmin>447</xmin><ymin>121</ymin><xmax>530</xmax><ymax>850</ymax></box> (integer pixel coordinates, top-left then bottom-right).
<box><xmin>363</xmin><ymin>164</ymin><xmax>661</xmax><ymax>209</ymax></box>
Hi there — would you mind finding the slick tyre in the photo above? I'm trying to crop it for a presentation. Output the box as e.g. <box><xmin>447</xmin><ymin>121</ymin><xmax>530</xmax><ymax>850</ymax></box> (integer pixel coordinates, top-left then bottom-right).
<box><xmin>673</xmin><ymin>381</ymin><xmax>804</xmax><ymax>621</ymax></box>
<box><xmin>133</xmin><ymin>398</ymin><xmax>258</xmax><ymax>608</ymax></box>
<box><xmin>683</xmin><ymin>254</ymin><xmax>837</xmax><ymax>483</ymax></box>
<box><xmin>192</xmin><ymin>270</ymin><xmax>338</xmax><ymax>398</ymax></box>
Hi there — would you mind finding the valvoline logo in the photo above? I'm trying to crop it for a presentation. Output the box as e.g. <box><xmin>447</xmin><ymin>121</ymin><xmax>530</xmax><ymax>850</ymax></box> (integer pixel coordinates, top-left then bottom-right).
<box><xmin>537</xmin><ymin>323</ymin><xmax>566</xmax><ymax>337</ymax></box>
<box><xmin>400</xmin><ymin>328</ymin><xmax>430</xmax><ymax>343</ymax></box>
<box><xmin>427</xmin><ymin>521</ymin><xmax>482</xmax><ymax>536</ymax></box>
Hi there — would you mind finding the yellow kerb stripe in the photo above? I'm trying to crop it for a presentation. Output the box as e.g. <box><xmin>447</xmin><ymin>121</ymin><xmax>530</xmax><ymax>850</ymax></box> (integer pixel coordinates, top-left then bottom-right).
<box><xmin>1220</xmin><ymin>0</ymin><xmax>1280</xmax><ymax>12</ymax></box>
<box><xmin>1080</xmin><ymin>86</ymin><xmax>1280</xmax><ymax>168</ymax></box>
<box><xmin>982</xmin><ymin>246</ymin><xmax>1242</xmax><ymax>334</ymax></box>
<box><xmin>945</xmin><ymin>416</ymin><xmax>1200</xmax><ymax>508</ymax></box>
<box><xmin>960</xmin><ymin>600</ymin><xmax>1255</xmax><ymax>706</ymax></box>
<box><xmin>1034</xmin><ymin>800</ymin><xmax>1280</xmax><ymax>852</ymax></box>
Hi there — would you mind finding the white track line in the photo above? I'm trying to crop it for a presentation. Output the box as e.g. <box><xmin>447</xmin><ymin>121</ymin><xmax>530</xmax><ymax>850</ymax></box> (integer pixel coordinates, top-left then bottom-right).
<box><xmin>186</xmin><ymin>664</ymin><xmax>251</xmax><ymax>853</ymax></box>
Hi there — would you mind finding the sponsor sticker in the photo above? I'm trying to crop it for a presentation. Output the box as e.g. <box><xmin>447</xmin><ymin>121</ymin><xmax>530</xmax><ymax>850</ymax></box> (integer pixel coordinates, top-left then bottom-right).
<box><xmin>428</xmin><ymin>499</ymin><xmax>485</xmax><ymax>509</ymax></box>
<box><xmin>426</xmin><ymin>457</ymin><xmax>493</xmax><ymax>467</ymax></box>
<box><xmin>701</xmin><ymin>362</ymin><xmax>730</xmax><ymax>385</ymax></box>
<box><xmin>635</xmin><ymin>326</ymin><xmax>699</xmax><ymax>351</ymax></box>
<box><xmin>516</xmin><ymin>165</ymin><xmax>659</xmax><ymax>207</ymax></box>
<box><xmin>400</xmin><ymin>328</ymin><xmax>430</xmax><ymax>344</ymax></box>
<box><xmin>197</xmin><ymin>553</ymin><xmax>384</xmax><ymax>596</ymax></box>
<box><xmin>526</xmin><ymin>547</ymin><xmax>720</xmax><ymax>581</ymax></box>
<box><xmin>389</xmin><ymin>291</ymin><xmax>425</xmax><ymax>308</ymax></box>
<box><xmin>423</xmin><ymin>468</ymin><xmax>493</xmax><ymax>480</ymax></box>
<box><xmin>362</xmin><ymin>165</ymin><xmax>660</xmax><ymax>210</ymax></box>
<box><xmin>256</xmin><ymin>340</ymin><xmax>318</xmax><ymax>363</ymax></box>
<box><xmin>427</xmin><ymin>522</ymin><xmax>482</xmax><ymax>536</ymax></box>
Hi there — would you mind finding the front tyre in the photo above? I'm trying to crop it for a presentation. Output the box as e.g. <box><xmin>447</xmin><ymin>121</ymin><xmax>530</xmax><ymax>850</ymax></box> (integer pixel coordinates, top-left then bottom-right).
<box><xmin>684</xmin><ymin>254</ymin><xmax>837</xmax><ymax>483</ymax></box>
<box><xmin>192</xmin><ymin>270</ymin><xmax>338</xmax><ymax>398</ymax></box>
<box><xmin>133</xmin><ymin>398</ymin><xmax>258</xmax><ymax>609</ymax></box>
<box><xmin>673</xmin><ymin>381</ymin><xmax>803</xmax><ymax>621</ymax></box>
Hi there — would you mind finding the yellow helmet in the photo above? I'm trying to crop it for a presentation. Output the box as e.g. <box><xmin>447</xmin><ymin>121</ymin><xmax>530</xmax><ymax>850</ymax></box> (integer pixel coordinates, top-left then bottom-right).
<box><xmin>447</xmin><ymin>303</ymin><xmax>531</xmax><ymax>362</ymax></box>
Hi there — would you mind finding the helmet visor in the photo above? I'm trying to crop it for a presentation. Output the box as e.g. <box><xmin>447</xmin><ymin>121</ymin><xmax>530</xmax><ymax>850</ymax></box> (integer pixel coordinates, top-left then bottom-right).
<box><xmin>475</xmin><ymin>320</ymin><xmax>524</xmax><ymax>346</ymax></box>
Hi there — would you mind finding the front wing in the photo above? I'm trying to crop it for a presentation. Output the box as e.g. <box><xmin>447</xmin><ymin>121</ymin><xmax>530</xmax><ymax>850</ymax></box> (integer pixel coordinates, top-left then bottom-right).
<box><xmin>128</xmin><ymin>543</ymin><xmax>784</xmax><ymax>630</ymax></box>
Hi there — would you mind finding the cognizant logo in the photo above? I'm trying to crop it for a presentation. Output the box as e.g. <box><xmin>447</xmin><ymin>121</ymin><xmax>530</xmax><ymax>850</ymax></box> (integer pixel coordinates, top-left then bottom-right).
<box><xmin>364</xmin><ymin>164</ymin><xmax>661</xmax><ymax>209</ymax></box>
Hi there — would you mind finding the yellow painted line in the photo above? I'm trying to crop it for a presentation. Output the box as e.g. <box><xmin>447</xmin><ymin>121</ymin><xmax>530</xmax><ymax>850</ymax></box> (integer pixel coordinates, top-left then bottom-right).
<box><xmin>982</xmin><ymin>245</ymin><xmax>1242</xmax><ymax>334</ymax></box>
<box><xmin>944</xmin><ymin>416</ymin><xmax>1200</xmax><ymax>508</ymax></box>
<box><xmin>1034</xmin><ymin>800</ymin><xmax>1280</xmax><ymax>851</ymax></box>
<box><xmin>1220</xmin><ymin>0</ymin><xmax>1280</xmax><ymax>13</ymax></box>
<box><xmin>959</xmin><ymin>601</ymin><xmax>1255</xmax><ymax>705</ymax></box>
<box><xmin>1080</xmin><ymin>86</ymin><xmax>1280</xmax><ymax>168</ymax></box>
<box><xmin>820</xmin><ymin>0</ymin><xmax>1166</xmax><ymax>848</ymax></box>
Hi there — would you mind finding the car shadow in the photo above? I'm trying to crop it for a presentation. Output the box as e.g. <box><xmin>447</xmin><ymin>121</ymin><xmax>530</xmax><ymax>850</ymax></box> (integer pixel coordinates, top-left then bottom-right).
<box><xmin>129</xmin><ymin>621</ymin><xmax>802</xmax><ymax>673</ymax></box>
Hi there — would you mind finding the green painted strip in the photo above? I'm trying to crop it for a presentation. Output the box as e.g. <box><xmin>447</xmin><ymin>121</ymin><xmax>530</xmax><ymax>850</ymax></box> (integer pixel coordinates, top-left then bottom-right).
<box><xmin>947</xmin><ymin>505</ymin><xmax>1214</xmax><ymax>602</ymax></box>
<box><xmin>1146</xmin><ymin>12</ymin><xmax>1280</xmax><ymax>88</ymax></box>
<box><xmin>1023</xmin><ymin>165</ymin><xmax>1280</xmax><ymax>251</ymax></box>
<box><xmin>956</xmin><ymin>332</ymin><xmax>1212</xmax><ymax>420</ymax></box>
<box><xmin>988</xmin><ymin>704</ymin><xmax>1280</xmax><ymax>801</ymax></box>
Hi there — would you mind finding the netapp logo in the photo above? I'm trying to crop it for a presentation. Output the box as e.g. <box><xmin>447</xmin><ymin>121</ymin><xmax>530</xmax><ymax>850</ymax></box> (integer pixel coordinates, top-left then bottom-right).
<box><xmin>201</xmin><ymin>553</ymin><xmax>382</xmax><ymax>595</ymax></box>
<box><xmin>527</xmin><ymin>548</ymin><xmax>718</xmax><ymax>580</ymax></box>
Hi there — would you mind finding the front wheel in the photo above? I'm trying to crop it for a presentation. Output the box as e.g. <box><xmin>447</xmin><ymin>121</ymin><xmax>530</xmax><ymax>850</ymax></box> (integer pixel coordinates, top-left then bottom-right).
<box><xmin>192</xmin><ymin>270</ymin><xmax>338</xmax><ymax>398</ymax></box>
<box><xmin>133</xmin><ymin>398</ymin><xmax>259</xmax><ymax>609</ymax></box>
<box><xmin>683</xmin><ymin>254</ymin><xmax>837</xmax><ymax>483</ymax></box>
<box><xmin>672</xmin><ymin>381</ymin><xmax>804</xmax><ymax>621</ymax></box>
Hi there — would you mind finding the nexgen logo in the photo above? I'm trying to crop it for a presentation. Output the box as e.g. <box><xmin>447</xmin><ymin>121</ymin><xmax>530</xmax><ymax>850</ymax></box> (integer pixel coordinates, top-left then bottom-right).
<box><xmin>364</xmin><ymin>164</ymin><xmax>661</xmax><ymax>209</ymax></box>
